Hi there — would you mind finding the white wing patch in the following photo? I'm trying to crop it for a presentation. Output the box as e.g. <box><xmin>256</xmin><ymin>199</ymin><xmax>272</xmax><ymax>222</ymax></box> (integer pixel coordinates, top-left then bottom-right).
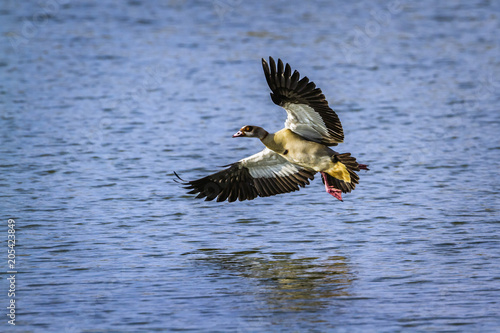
<box><xmin>240</xmin><ymin>148</ymin><xmax>304</xmax><ymax>179</ymax></box>
<box><xmin>283</xmin><ymin>102</ymin><xmax>330</xmax><ymax>142</ymax></box>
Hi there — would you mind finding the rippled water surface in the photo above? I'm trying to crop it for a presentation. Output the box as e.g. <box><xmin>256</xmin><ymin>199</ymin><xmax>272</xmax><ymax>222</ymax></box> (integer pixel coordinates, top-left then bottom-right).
<box><xmin>1</xmin><ymin>0</ymin><xmax>500</xmax><ymax>331</ymax></box>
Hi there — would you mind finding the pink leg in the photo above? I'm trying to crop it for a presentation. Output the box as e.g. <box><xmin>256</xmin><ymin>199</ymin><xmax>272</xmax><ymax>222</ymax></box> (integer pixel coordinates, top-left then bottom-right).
<box><xmin>321</xmin><ymin>172</ymin><xmax>343</xmax><ymax>201</ymax></box>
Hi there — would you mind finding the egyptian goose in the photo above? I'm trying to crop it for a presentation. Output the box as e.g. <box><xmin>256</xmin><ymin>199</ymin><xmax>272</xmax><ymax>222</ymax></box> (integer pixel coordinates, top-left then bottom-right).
<box><xmin>176</xmin><ymin>57</ymin><xmax>368</xmax><ymax>202</ymax></box>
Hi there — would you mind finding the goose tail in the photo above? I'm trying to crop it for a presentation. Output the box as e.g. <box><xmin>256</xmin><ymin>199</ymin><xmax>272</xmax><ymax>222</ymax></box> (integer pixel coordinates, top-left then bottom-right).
<box><xmin>323</xmin><ymin>153</ymin><xmax>369</xmax><ymax>194</ymax></box>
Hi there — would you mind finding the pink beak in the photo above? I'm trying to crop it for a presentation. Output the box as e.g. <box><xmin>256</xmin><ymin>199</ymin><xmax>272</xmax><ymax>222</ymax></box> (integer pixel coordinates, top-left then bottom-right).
<box><xmin>232</xmin><ymin>131</ymin><xmax>245</xmax><ymax>138</ymax></box>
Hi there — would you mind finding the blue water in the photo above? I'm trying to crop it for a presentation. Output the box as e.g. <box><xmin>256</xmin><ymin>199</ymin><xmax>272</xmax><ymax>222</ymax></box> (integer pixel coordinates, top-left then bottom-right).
<box><xmin>1</xmin><ymin>0</ymin><xmax>500</xmax><ymax>331</ymax></box>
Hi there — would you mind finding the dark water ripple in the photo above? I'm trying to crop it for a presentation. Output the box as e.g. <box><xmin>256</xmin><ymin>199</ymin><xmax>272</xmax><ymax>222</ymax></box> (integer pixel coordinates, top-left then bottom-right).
<box><xmin>1</xmin><ymin>0</ymin><xmax>500</xmax><ymax>331</ymax></box>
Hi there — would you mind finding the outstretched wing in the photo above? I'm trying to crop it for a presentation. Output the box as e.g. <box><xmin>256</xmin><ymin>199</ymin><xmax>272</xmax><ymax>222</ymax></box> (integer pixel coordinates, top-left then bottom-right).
<box><xmin>262</xmin><ymin>57</ymin><xmax>344</xmax><ymax>146</ymax></box>
<box><xmin>178</xmin><ymin>148</ymin><xmax>316</xmax><ymax>202</ymax></box>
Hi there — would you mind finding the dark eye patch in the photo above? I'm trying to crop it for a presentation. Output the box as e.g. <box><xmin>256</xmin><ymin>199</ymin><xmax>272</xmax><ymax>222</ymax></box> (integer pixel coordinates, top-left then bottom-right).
<box><xmin>246</xmin><ymin>126</ymin><xmax>253</xmax><ymax>131</ymax></box>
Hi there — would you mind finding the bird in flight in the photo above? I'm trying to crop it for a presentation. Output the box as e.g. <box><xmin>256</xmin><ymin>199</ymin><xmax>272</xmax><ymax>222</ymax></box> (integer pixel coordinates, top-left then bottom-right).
<box><xmin>176</xmin><ymin>57</ymin><xmax>368</xmax><ymax>202</ymax></box>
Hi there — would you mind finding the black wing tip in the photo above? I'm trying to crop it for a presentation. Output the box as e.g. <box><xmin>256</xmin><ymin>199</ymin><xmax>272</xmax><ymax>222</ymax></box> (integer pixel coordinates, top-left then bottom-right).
<box><xmin>173</xmin><ymin>171</ymin><xmax>187</xmax><ymax>184</ymax></box>
<box><xmin>176</xmin><ymin>164</ymin><xmax>261</xmax><ymax>203</ymax></box>
<box><xmin>262</xmin><ymin>56</ymin><xmax>285</xmax><ymax>69</ymax></box>
<box><xmin>261</xmin><ymin>57</ymin><xmax>268</xmax><ymax>69</ymax></box>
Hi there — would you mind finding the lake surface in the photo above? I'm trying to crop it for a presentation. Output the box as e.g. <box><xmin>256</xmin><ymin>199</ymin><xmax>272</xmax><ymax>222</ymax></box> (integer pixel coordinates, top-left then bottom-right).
<box><xmin>1</xmin><ymin>0</ymin><xmax>500</xmax><ymax>331</ymax></box>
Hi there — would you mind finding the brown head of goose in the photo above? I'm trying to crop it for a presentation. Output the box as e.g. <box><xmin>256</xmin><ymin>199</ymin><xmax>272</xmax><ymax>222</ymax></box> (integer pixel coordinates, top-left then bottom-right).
<box><xmin>176</xmin><ymin>57</ymin><xmax>368</xmax><ymax>202</ymax></box>
<box><xmin>232</xmin><ymin>126</ymin><xmax>268</xmax><ymax>139</ymax></box>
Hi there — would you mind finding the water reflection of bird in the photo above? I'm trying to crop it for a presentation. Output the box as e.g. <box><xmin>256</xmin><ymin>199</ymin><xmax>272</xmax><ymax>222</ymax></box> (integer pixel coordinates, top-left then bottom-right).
<box><xmin>195</xmin><ymin>252</ymin><xmax>353</xmax><ymax>311</ymax></box>
<box><xmin>177</xmin><ymin>57</ymin><xmax>368</xmax><ymax>202</ymax></box>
